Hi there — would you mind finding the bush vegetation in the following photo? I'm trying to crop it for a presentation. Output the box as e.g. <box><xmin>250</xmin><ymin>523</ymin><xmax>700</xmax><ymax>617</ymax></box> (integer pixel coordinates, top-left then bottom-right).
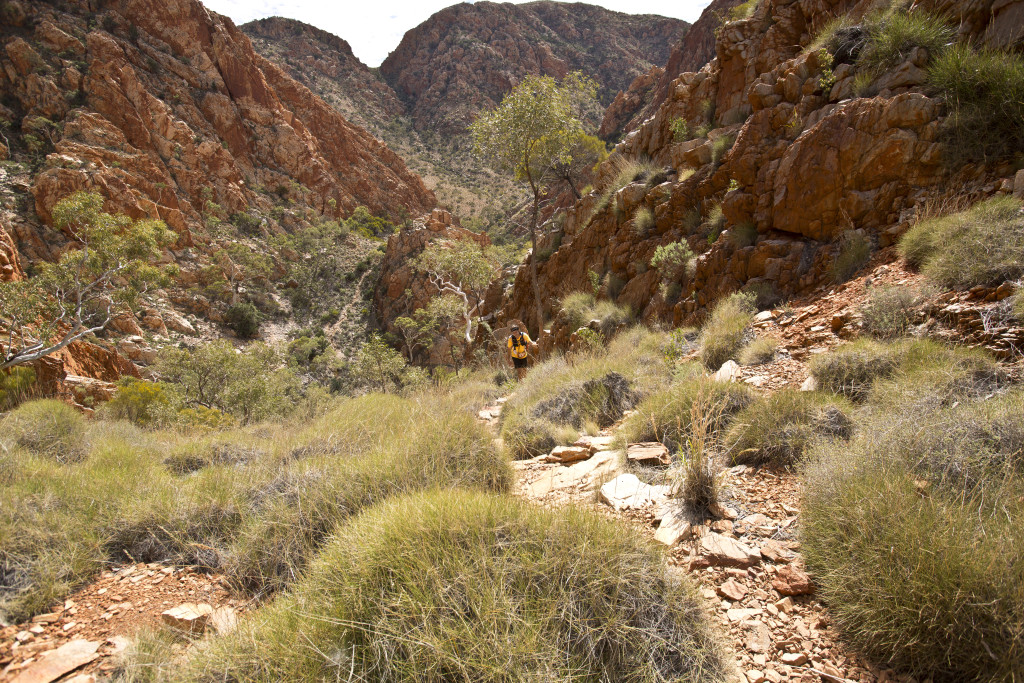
<box><xmin>500</xmin><ymin>328</ymin><xmax>666</xmax><ymax>459</ymax></box>
<box><xmin>558</xmin><ymin>291</ymin><xmax>632</xmax><ymax>336</ymax></box>
<box><xmin>698</xmin><ymin>291</ymin><xmax>755</xmax><ymax>370</ymax></box>
<box><xmin>900</xmin><ymin>196</ymin><xmax>1024</xmax><ymax>289</ymax></box>
<box><xmin>593</xmin><ymin>160</ymin><xmax>659</xmax><ymax>219</ymax></box>
<box><xmin>0</xmin><ymin>394</ymin><xmax>509</xmax><ymax>621</ymax></box>
<box><xmin>618</xmin><ymin>373</ymin><xmax>752</xmax><ymax>452</ymax></box>
<box><xmin>723</xmin><ymin>389</ymin><xmax>853</xmax><ymax>468</ymax></box>
<box><xmin>173</xmin><ymin>490</ymin><xmax>729</xmax><ymax>682</ymax></box>
<box><xmin>830</xmin><ymin>231</ymin><xmax>871</xmax><ymax>283</ymax></box>
<box><xmin>802</xmin><ymin>389</ymin><xmax>1024</xmax><ymax>682</ymax></box>
<box><xmin>860</xmin><ymin>285</ymin><xmax>922</xmax><ymax>338</ymax></box>
<box><xmin>2</xmin><ymin>399</ymin><xmax>87</xmax><ymax>463</ymax></box>
<box><xmin>737</xmin><ymin>336</ymin><xmax>777</xmax><ymax>365</ymax></box>
<box><xmin>857</xmin><ymin>11</ymin><xmax>954</xmax><ymax>73</ymax></box>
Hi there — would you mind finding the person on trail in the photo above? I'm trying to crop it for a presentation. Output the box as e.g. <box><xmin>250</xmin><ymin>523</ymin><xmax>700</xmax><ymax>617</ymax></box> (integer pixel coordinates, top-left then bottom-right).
<box><xmin>506</xmin><ymin>324</ymin><xmax>535</xmax><ymax>381</ymax></box>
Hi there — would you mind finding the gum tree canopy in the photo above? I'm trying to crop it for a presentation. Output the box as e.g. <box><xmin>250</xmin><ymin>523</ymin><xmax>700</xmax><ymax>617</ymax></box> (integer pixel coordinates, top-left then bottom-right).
<box><xmin>471</xmin><ymin>72</ymin><xmax>599</xmax><ymax>336</ymax></box>
<box><xmin>0</xmin><ymin>191</ymin><xmax>176</xmax><ymax>370</ymax></box>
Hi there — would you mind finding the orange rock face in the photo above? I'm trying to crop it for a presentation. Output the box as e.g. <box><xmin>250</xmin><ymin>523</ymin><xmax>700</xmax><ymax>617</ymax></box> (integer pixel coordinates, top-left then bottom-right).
<box><xmin>498</xmin><ymin>0</ymin><xmax>1023</xmax><ymax>339</ymax></box>
<box><xmin>0</xmin><ymin>217</ymin><xmax>24</xmax><ymax>282</ymax></box>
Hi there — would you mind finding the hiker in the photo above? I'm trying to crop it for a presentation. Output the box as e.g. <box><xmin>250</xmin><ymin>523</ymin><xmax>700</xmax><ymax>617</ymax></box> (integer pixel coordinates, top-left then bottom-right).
<box><xmin>506</xmin><ymin>324</ymin><xmax>535</xmax><ymax>381</ymax></box>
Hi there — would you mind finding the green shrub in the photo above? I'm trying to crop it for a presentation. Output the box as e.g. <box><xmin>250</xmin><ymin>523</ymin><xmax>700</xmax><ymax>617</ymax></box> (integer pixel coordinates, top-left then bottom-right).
<box><xmin>830</xmin><ymin>231</ymin><xmax>871</xmax><ymax>283</ymax></box>
<box><xmin>229</xmin><ymin>212</ymin><xmax>262</xmax><ymax>236</ymax></box>
<box><xmin>2</xmin><ymin>399</ymin><xmax>86</xmax><ymax>463</ymax></box>
<box><xmin>226</xmin><ymin>302</ymin><xmax>262</xmax><ymax>338</ymax></box>
<box><xmin>726</xmin><ymin>0</ymin><xmax>758</xmax><ymax>21</ymax></box>
<box><xmin>737</xmin><ymin>337</ymin><xmax>777</xmax><ymax>365</ymax></box>
<box><xmin>176</xmin><ymin>490</ymin><xmax>729</xmax><ymax>682</ymax></box>
<box><xmin>808</xmin><ymin>338</ymin><xmax>900</xmax><ymax>400</ymax></box>
<box><xmin>860</xmin><ymin>285</ymin><xmax>921</xmax><ymax>338</ymax></box>
<box><xmin>899</xmin><ymin>196</ymin><xmax>1024</xmax><ymax>289</ymax></box>
<box><xmin>619</xmin><ymin>375</ymin><xmax>752</xmax><ymax>452</ymax></box>
<box><xmin>928</xmin><ymin>44</ymin><xmax>1024</xmax><ymax>163</ymax></box>
<box><xmin>728</xmin><ymin>221</ymin><xmax>758</xmax><ymax>248</ymax></box>
<box><xmin>724</xmin><ymin>389</ymin><xmax>853</xmax><ymax>468</ymax></box>
<box><xmin>698</xmin><ymin>291</ymin><xmax>755</xmax><ymax>370</ymax></box>
<box><xmin>101</xmin><ymin>377</ymin><xmax>178</xmax><ymax>426</ymax></box>
<box><xmin>650</xmin><ymin>240</ymin><xmax>695</xmax><ymax>282</ymax></box>
<box><xmin>558</xmin><ymin>291</ymin><xmax>632</xmax><ymax>337</ymax></box>
<box><xmin>802</xmin><ymin>391</ymin><xmax>1024</xmax><ymax>682</ymax></box>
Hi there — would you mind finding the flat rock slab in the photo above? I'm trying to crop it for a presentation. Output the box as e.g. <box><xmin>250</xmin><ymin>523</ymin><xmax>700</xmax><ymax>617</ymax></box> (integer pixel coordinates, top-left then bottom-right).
<box><xmin>527</xmin><ymin>451</ymin><xmax>621</xmax><ymax>497</ymax></box>
<box><xmin>545</xmin><ymin>445</ymin><xmax>591</xmax><ymax>464</ymax></box>
<box><xmin>626</xmin><ymin>442</ymin><xmax>671</xmax><ymax>466</ymax></box>
<box><xmin>162</xmin><ymin>602</ymin><xmax>214</xmax><ymax>633</ymax></box>
<box><xmin>573</xmin><ymin>434</ymin><xmax>615</xmax><ymax>453</ymax></box>
<box><xmin>599</xmin><ymin>473</ymin><xmax>670</xmax><ymax>511</ymax></box>
<box><xmin>700</xmin><ymin>532</ymin><xmax>761</xmax><ymax>568</ymax></box>
<box><xmin>653</xmin><ymin>507</ymin><xmax>692</xmax><ymax>546</ymax></box>
<box><xmin>11</xmin><ymin>639</ymin><xmax>100</xmax><ymax>683</ymax></box>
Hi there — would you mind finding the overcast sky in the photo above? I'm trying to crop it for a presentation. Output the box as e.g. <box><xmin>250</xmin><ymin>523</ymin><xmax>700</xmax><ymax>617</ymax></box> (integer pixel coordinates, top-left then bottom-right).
<box><xmin>201</xmin><ymin>0</ymin><xmax>714</xmax><ymax>67</ymax></box>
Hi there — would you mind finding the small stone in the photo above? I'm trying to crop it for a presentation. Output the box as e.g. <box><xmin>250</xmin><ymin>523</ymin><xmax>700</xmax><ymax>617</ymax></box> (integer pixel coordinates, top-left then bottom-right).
<box><xmin>799</xmin><ymin>375</ymin><xmax>818</xmax><ymax>392</ymax></box>
<box><xmin>62</xmin><ymin>622</ymin><xmax>77</xmax><ymax>632</ymax></box>
<box><xmin>546</xmin><ymin>445</ymin><xmax>591</xmax><ymax>463</ymax></box>
<box><xmin>710</xmin><ymin>519</ymin><xmax>733</xmax><ymax>533</ymax></box>
<box><xmin>760</xmin><ymin>540</ymin><xmax>794</xmax><ymax>564</ymax></box>
<box><xmin>774</xmin><ymin>596</ymin><xmax>794</xmax><ymax>614</ymax></box>
<box><xmin>781</xmin><ymin>652</ymin><xmax>808</xmax><ymax>666</ymax></box>
<box><xmin>773</xmin><ymin>565</ymin><xmax>815</xmax><ymax>596</ymax></box>
<box><xmin>727</xmin><ymin>607</ymin><xmax>763</xmax><ymax>622</ymax></box>
<box><xmin>701</xmin><ymin>533</ymin><xmax>761</xmax><ymax>568</ymax></box>
<box><xmin>654</xmin><ymin>508</ymin><xmax>692</xmax><ymax>546</ymax></box>
<box><xmin>718</xmin><ymin>578</ymin><xmax>747</xmax><ymax>601</ymax></box>
<box><xmin>714</xmin><ymin>360</ymin><xmax>742</xmax><ymax>382</ymax></box>
<box><xmin>599</xmin><ymin>473</ymin><xmax>670</xmax><ymax>510</ymax></box>
<box><xmin>31</xmin><ymin>613</ymin><xmax>60</xmax><ymax>625</ymax></box>
<box><xmin>210</xmin><ymin>606</ymin><xmax>238</xmax><ymax>635</ymax></box>
<box><xmin>746</xmin><ymin>670</ymin><xmax>767</xmax><ymax>683</ymax></box>
<box><xmin>161</xmin><ymin>603</ymin><xmax>214</xmax><ymax>633</ymax></box>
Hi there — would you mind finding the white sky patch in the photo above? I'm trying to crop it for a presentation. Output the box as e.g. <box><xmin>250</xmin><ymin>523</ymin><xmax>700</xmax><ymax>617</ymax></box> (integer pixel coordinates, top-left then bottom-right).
<box><xmin>200</xmin><ymin>0</ymin><xmax>714</xmax><ymax>67</ymax></box>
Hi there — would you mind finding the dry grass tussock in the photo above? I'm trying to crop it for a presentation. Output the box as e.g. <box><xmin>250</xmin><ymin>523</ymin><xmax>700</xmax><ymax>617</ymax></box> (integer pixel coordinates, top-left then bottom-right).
<box><xmin>164</xmin><ymin>490</ymin><xmax>729</xmax><ymax>683</ymax></box>
<box><xmin>0</xmin><ymin>393</ymin><xmax>509</xmax><ymax>621</ymax></box>
<box><xmin>802</xmin><ymin>388</ymin><xmax>1024</xmax><ymax>682</ymax></box>
<box><xmin>499</xmin><ymin>327</ymin><xmax>669</xmax><ymax>459</ymax></box>
<box><xmin>698</xmin><ymin>292</ymin><xmax>756</xmax><ymax>370</ymax></box>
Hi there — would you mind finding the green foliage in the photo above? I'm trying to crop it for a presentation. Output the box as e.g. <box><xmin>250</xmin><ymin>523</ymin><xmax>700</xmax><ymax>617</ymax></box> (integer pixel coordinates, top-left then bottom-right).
<box><xmin>157</xmin><ymin>341</ymin><xmax>299</xmax><ymax>423</ymax></box>
<box><xmin>858</xmin><ymin>11</ymin><xmax>954</xmax><ymax>73</ymax></box>
<box><xmin>817</xmin><ymin>48</ymin><xmax>836</xmax><ymax>92</ymax></box>
<box><xmin>101</xmin><ymin>377</ymin><xmax>177</xmax><ymax>427</ymax></box>
<box><xmin>0</xmin><ymin>393</ymin><xmax>510</xmax><ymax>622</ymax></box>
<box><xmin>354</xmin><ymin>333</ymin><xmax>406</xmax><ymax>392</ymax></box>
<box><xmin>0</xmin><ymin>192</ymin><xmax>176</xmax><ymax>370</ymax></box>
<box><xmin>176</xmin><ymin>490</ymin><xmax>727</xmax><ymax>682</ymax></box>
<box><xmin>593</xmin><ymin>159</ymin><xmax>659</xmax><ymax>220</ymax></box>
<box><xmin>726</xmin><ymin>0</ymin><xmax>758</xmax><ymax>21</ymax></box>
<box><xmin>618</xmin><ymin>374</ymin><xmax>752</xmax><ymax>453</ymax></box>
<box><xmin>500</xmin><ymin>328</ymin><xmax>666</xmax><ymax>459</ymax></box>
<box><xmin>802</xmin><ymin>390</ymin><xmax>1024</xmax><ymax>682</ymax></box>
<box><xmin>899</xmin><ymin>196</ymin><xmax>1024</xmax><ymax>288</ymax></box>
<box><xmin>724</xmin><ymin>389</ymin><xmax>853</xmax><ymax>468</ymax></box>
<box><xmin>737</xmin><ymin>336</ymin><xmax>777</xmax><ymax>365</ymax></box>
<box><xmin>711</xmin><ymin>134</ymin><xmax>735</xmax><ymax>166</ymax></box>
<box><xmin>225</xmin><ymin>302</ymin><xmax>262</xmax><ymax>338</ymax></box>
<box><xmin>860</xmin><ymin>285</ymin><xmax>922</xmax><ymax>338</ymax></box>
<box><xmin>632</xmin><ymin>206</ymin><xmax>655</xmax><ymax>235</ymax></box>
<box><xmin>344</xmin><ymin>205</ymin><xmax>395</xmax><ymax>239</ymax></box>
<box><xmin>698</xmin><ymin>292</ymin><xmax>755</xmax><ymax>370</ymax></box>
<box><xmin>229</xmin><ymin>212</ymin><xmax>262</xmax><ymax>236</ymax></box>
<box><xmin>0</xmin><ymin>367</ymin><xmax>37</xmax><ymax>410</ymax></box>
<box><xmin>830</xmin><ymin>231</ymin><xmax>871</xmax><ymax>283</ymax></box>
<box><xmin>650</xmin><ymin>240</ymin><xmax>696</xmax><ymax>282</ymax></box>
<box><xmin>2</xmin><ymin>399</ymin><xmax>87</xmax><ymax>463</ymax></box>
<box><xmin>728</xmin><ymin>221</ymin><xmax>758</xmax><ymax>248</ymax></box>
<box><xmin>808</xmin><ymin>338</ymin><xmax>899</xmax><ymax>400</ymax></box>
<box><xmin>417</xmin><ymin>238</ymin><xmax>497</xmax><ymax>344</ymax></box>
<box><xmin>557</xmin><ymin>292</ymin><xmax>632</xmax><ymax>336</ymax></box>
<box><xmin>928</xmin><ymin>45</ymin><xmax>1024</xmax><ymax>163</ymax></box>
<box><xmin>670</xmin><ymin>117</ymin><xmax>692</xmax><ymax>142</ymax></box>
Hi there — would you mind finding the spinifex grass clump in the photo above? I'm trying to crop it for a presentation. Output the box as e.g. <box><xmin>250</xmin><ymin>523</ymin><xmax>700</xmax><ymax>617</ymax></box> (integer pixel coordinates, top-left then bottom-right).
<box><xmin>0</xmin><ymin>394</ymin><xmax>509</xmax><ymax>622</ymax></box>
<box><xmin>175</xmin><ymin>490</ymin><xmax>729</xmax><ymax>683</ymax></box>
<box><xmin>723</xmin><ymin>389</ymin><xmax>853</xmax><ymax>468</ymax></box>
<box><xmin>900</xmin><ymin>196</ymin><xmax>1024</xmax><ymax>289</ymax></box>
<box><xmin>4</xmin><ymin>399</ymin><xmax>87</xmax><ymax>463</ymax></box>
<box><xmin>698</xmin><ymin>292</ymin><xmax>755</xmax><ymax>370</ymax></box>
<box><xmin>802</xmin><ymin>391</ymin><xmax>1024</xmax><ymax>682</ymax></box>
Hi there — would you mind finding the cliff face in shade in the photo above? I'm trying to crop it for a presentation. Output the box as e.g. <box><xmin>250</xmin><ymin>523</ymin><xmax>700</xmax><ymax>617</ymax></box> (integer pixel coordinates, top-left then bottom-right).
<box><xmin>379</xmin><ymin>1</ymin><xmax>689</xmax><ymax>134</ymax></box>
<box><xmin>599</xmin><ymin>0</ymin><xmax>747</xmax><ymax>139</ymax></box>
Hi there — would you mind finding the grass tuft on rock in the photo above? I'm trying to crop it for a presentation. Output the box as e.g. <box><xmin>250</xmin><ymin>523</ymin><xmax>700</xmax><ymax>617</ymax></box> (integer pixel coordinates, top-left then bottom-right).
<box><xmin>698</xmin><ymin>292</ymin><xmax>755</xmax><ymax>370</ymax></box>
<box><xmin>724</xmin><ymin>389</ymin><xmax>853</xmax><ymax>468</ymax></box>
<box><xmin>175</xmin><ymin>490</ymin><xmax>730</xmax><ymax>683</ymax></box>
<box><xmin>899</xmin><ymin>196</ymin><xmax>1024</xmax><ymax>289</ymax></box>
<box><xmin>802</xmin><ymin>390</ymin><xmax>1024</xmax><ymax>683</ymax></box>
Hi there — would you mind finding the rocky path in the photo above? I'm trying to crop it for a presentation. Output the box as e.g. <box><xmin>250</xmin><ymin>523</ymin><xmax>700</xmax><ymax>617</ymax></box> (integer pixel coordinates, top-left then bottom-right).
<box><xmin>482</xmin><ymin>405</ymin><xmax>897</xmax><ymax>683</ymax></box>
<box><xmin>0</xmin><ymin>565</ymin><xmax>244</xmax><ymax>682</ymax></box>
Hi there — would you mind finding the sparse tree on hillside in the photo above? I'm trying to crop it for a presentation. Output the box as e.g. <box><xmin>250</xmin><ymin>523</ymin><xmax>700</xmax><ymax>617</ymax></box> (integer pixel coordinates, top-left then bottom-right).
<box><xmin>471</xmin><ymin>71</ymin><xmax>599</xmax><ymax>335</ymax></box>
<box><xmin>355</xmin><ymin>333</ymin><xmax>406</xmax><ymax>393</ymax></box>
<box><xmin>394</xmin><ymin>307</ymin><xmax>437</xmax><ymax>363</ymax></box>
<box><xmin>0</xmin><ymin>191</ymin><xmax>176</xmax><ymax>370</ymax></box>
<box><xmin>416</xmin><ymin>238</ymin><xmax>496</xmax><ymax>343</ymax></box>
<box><xmin>550</xmin><ymin>133</ymin><xmax>608</xmax><ymax>200</ymax></box>
<box><xmin>426</xmin><ymin>293</ymin><xmax>470</xmax><ymax>376</ymax></box>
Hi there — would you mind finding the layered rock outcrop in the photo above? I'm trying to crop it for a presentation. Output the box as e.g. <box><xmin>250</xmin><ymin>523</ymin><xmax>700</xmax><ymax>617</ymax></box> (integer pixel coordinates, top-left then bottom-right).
<box><xmin>499</xmin><ymin>0</ymin><xmax>1024</xmax><ymax>338</ymax></box>
<box><xmin>380</xmin><ymin>1</ymin><xmax>689</xmax><ymax>134</ymax></box>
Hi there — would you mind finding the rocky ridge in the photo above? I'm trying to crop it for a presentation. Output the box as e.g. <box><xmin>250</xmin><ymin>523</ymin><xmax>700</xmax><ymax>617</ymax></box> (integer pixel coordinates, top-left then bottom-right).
<box><xmin>497</xmin><ymin>0</ymin><xmax>1024</xmax><ymax>338</ymax></box>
